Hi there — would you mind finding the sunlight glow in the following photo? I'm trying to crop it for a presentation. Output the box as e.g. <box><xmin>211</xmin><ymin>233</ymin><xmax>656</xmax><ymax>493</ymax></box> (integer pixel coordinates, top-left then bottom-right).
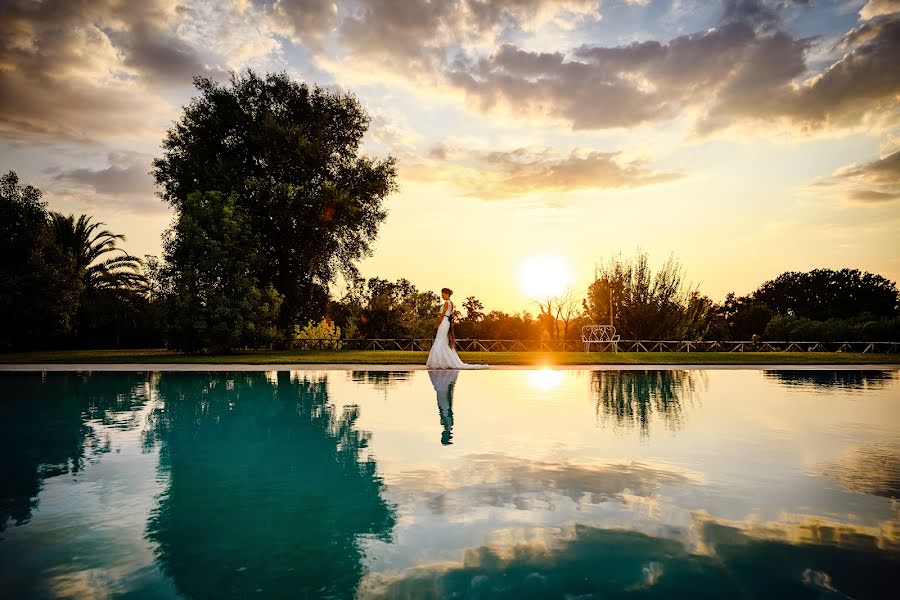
<box><xmin>527</xmin><ymin>368</ymin><xmax>565</xmax><ymax>390</ymax></box>
<box><xmin>517</xmin><ymin>254</ymin><xmax>572</xmax><ymax>299</ymax></box>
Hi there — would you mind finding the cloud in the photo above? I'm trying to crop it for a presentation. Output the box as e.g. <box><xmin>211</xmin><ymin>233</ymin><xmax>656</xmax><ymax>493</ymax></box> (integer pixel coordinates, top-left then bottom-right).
<box><xmin>859</xmin><ymin>0</ymin><xmax>900</xmax><ymax>19</ymax></box>
<box><xmin>445</xmin><ymin>22</ymin><xmax>794</xmax><ymax>131</ymax></box>
<box><xmin>332</xmin><ymin>0</ymin><xmax>598</xmax><ymax>74</ymax></box>
<box><xmin>446</xmin><ymin>11</ymin><xmax>900</xmax><ymax>136</ymax></box>
<box><xmin>111</xmin><ymin>20</ymin><xmax>228</xmax><ymax>84</ymax></box>
<box><xmin>271</xmin><ymin>0</ymin><xmax>340</xmax><ymax>44</ymax></box>
<box><xmin>314</xmin><ymin>0</ymin><xmax>897</xmax><ymax>136</ymax></box>
<box><xmin>825</xmin><ymin>149</ymin><xmax>900</xmax><ymax>203</ymax></box>
<box><xmin>0</xmin><ymin>0</ymin><xmax>236</xmax><ymax>143</ymax></box>
<box><xmin>51</xmin><ymin>152</ymin><xmax>156</xmax><ymax>196</ymax></box>
<box><xmin>404</xmin><ymin>145</ymin><xmax>681</xmax><ymax>199</ymax></box>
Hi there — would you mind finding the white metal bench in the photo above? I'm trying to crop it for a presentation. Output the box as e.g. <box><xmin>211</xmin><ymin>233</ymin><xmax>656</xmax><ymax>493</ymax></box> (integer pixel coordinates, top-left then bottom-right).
<box><xmin>581</xmin><ymin>325</ymin><xmax>621</xmax><ymax>352</ymax></box>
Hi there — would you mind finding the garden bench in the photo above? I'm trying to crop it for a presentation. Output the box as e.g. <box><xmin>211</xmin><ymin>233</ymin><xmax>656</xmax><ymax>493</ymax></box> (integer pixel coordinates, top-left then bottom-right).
<box><xmin>581</xmin><ymin>325</ymin><xmax>621</xmax><ymax>352</ymax></box>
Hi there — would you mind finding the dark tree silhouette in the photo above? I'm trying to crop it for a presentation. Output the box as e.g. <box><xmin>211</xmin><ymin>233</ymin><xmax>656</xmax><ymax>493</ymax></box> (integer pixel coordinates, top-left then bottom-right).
<box><xmin>49</xmin><ymin>214</ymin><xmax>145</xmax><ymax>293</ymax></box>
<box><xmin>753</xmin><ymin>268</ymin><xmax>899</xmax><ymax>321</ymax></box>
<box><xmin>0</xmin><ymin>171</ymin><xmax>82</xmax><ymax>348</ymax></box>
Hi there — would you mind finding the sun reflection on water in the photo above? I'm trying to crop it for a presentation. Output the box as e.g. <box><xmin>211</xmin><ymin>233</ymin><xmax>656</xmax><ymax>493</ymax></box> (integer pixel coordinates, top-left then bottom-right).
<box><xmin>527</xmin><ymin>368</ymin><xmax>565</xmax><ymax>390</ymax></box>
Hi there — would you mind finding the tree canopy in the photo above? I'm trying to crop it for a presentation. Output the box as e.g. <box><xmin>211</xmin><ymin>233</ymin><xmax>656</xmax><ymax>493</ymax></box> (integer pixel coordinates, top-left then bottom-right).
<box><xmin>152</xmin><ymin>70</ymin><xmax>397</xmax><ymax>346</ymax></box>
<box><xmin>752</xmin><ymin>268</ymin><xmax>898</xmax><ymax>320</ymax></box>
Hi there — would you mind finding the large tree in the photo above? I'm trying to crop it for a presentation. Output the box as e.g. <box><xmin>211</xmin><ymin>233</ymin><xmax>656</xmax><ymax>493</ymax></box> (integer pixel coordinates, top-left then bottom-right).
<box><xmin>153</xmin><ymin>191</ymin><xmax>282</xmax><ymax>352</ymax></box>
<box><xmin>152</xmin><ymin>70</ymin><xmax>397</xmax><ymax>345</ymax></box>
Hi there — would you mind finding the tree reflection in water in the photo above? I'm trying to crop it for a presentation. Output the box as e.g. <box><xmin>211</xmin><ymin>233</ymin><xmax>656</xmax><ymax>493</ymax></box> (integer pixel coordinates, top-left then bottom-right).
<box><xmin>360</xmin><ymin>518</ymin><xmax>897</xmax><ymax>599</ymax></box>
<box><xmin>591</xmin><ymin>370</ymin><xmax>705</xmax><ymax>436</ymax></box>
<box><xmin>143</xmin><ymin>371</ymin><xmax>395</xmax><ymax>599</ymax></box>
<box><xmin>764</xmin><ymin>370</ymin><xmax>896</xmax><ymax>390</ymax></box>
<box><xmin>0</xmin><ymin>372</ymin><xmax>151</xmax><ymax>531</ymax></box>
<box><xmin>350</xmin><ymin>370</ymin><xmax>412</xmax><ymax>391</ymax></box>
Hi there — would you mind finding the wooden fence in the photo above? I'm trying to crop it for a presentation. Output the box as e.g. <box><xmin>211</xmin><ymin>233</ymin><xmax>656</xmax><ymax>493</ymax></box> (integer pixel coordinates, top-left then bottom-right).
<box><xmin>292</xmin><ymin>338</ymin><xmax>899</xmax><ymax>353</ymax></box>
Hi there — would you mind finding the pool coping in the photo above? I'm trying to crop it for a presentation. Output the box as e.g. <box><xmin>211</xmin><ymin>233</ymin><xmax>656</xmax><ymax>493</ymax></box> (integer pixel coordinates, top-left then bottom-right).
<box><xmin>1</xmin><ymin>363</ymin><xmax>897</xmax><ymax>371</ymax></box>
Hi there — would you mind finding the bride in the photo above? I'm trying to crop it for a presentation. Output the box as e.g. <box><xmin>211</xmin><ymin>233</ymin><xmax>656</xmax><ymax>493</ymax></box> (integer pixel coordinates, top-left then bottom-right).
<box><xmin>425</xmin><ymin>288</ymin><xmax>488</xmax><ymax>369</ymax></box>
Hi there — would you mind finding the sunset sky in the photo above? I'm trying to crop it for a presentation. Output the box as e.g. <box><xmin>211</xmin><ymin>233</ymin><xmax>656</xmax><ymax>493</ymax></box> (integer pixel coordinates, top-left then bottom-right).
<box><xmin>2</xmin><ymin>0</ymin><xmax>898</xmax><ymax>312</ymax></box>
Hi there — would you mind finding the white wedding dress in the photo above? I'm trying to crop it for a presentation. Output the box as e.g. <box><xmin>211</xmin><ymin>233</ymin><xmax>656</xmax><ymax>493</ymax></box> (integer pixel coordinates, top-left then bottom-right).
<box><xmin>425</xmin><ymin>300</ymin><xmax>489</xmax><ymax>369</ymax></box>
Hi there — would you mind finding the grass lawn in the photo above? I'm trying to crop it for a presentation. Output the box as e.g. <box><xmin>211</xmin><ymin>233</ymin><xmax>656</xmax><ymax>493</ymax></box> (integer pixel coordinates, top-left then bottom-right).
<box><xmin>0</xmin><ymin>348</ymin><xmax>897</xmax><ymax>365</ymax></box>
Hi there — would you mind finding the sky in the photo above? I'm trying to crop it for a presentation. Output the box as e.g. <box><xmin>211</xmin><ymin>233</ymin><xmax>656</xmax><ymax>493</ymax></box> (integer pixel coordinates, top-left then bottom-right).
<box><xmin>1</xmin><ymin>0</ymin><xmax>898</xmax><ymax>312</ymax></box>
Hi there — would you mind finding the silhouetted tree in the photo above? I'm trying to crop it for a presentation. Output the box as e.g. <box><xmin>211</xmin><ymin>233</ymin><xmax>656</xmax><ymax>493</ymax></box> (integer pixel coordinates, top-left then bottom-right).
<box><xmin>753</xmin><ymin>268</ymin><xmax>898</xmax><ymax>321</ymax></box>
<box><xmin>48</xmin><ymin>213</ymin><xmax>156</xmax><ymax>347</ymax></box>
<box><xmin>463</xmin><ymin>296</ymin><xmax>484</xmax><ymax>323</ymax></box>
<box><xmin>0</xmin><ymin>171</ymin><xmax>82</xmax><ymax>349</ymax></box>
<box><xmin>49</xmin><ymin>214</ymin><xmax>145</xmax><ymax>293</ymax></box>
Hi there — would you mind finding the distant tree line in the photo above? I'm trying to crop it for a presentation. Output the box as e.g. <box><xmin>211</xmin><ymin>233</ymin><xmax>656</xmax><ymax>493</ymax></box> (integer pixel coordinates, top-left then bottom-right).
<box><xmin>2</xmin><ymin>69</ymin><xmax>898</xmax><ymax>352</ymax></box>
<box><xmin>4</xmin><ymin>162</ymin><xmax>897</xmax><ymax>351</ymax></box>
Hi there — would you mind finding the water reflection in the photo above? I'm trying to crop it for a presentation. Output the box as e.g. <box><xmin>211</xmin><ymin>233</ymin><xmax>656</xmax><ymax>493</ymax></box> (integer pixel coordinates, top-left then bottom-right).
<box><xmin>143</xmin><ymin>371</ymin><xmax>396</xmax><ymax>599</ymax></box>
<box><xmin>1</xmin><ymin>369</ymin><xmax>897</xmax><ymax>599</ymax></box>
<box><xmin>359</xmin><ymin>515</ymin><xmax>897</xmax><ymax>599</ymax></box>
<box><xmin>591</xmin><ymin>370</ymin><xmax>704</xmax><ymax>435</ymax></box>
<box><xmin>429</xmin><ymin>370</ymin><xmax>459</xmax><ymax>446</ymax></box>
<box><xmin>350</xmin><ymin>370</ymin><xmax>412</xmax><ymax>391</ymax></box>
<box><xmin>819</xmin><ymin>443</ymin><xmax>900</xmax><ymax>499</ymax></box>
<box><xmin>0</xmin><ymin>372</ymin><xmax>150</xmax><ymax>531</ymax></box>
<box><xmin>764</xmin><ymin>370</ymin><xmax>896</xmax><ymax>390</ymax></box>
<box><xmin>527</xmin><ymin>368</ymin><xmax>565</xmax><ymax>390</ymax></box>
<box><xmin>391</xmin><ymin>454</ymin><xmax>699</xmax><ymax>514</ymax></box>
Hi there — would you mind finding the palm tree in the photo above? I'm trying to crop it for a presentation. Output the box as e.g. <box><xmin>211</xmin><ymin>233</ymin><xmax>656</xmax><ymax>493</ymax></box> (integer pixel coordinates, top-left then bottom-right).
<box><xmin>49</xmin><ymin>214</ymin><xmax>147</xmax><ymax>293</ymax></box>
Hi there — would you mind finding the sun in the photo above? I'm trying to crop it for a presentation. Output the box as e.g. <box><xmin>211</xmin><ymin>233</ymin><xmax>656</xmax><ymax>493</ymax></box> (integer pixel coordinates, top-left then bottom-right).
<box><xmin>518</xmin><ymin>254</ymin><xmax>572</xmax><ymax>299</ymax></box>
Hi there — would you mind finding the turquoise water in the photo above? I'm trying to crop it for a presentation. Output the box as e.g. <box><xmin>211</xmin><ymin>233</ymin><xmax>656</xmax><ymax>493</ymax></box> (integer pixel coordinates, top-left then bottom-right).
<box><xmin>0</xmin><ymin>368</ymin><xmax>897</xmax><ymax>599</ymax></box>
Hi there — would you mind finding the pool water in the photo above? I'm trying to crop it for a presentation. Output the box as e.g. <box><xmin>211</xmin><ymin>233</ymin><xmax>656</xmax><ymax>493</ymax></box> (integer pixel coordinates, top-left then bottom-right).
<box><xmin>0</xmin><ymin>368</ymin><xmax>897</xmax><ymax>599</ymax></box>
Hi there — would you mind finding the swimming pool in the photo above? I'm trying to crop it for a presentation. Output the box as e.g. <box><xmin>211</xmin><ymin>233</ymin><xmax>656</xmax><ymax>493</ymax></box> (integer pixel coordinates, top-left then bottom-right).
<box><xmin>1</xmin><ymin>368</ymin><xmax>897</xmax><ymax>598</ymax></box>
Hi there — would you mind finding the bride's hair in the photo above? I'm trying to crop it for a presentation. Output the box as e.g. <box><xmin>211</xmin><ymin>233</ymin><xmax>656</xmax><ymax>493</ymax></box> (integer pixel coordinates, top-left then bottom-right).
<box><xmin>441</xmin><ymin>287</ymin><xmax>453</xmax><ymax>296</ymax></box>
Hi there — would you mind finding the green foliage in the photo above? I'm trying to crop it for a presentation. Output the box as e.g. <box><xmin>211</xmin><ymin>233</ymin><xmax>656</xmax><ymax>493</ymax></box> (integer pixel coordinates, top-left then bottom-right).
<box><xmin>764</xmin><ymin>314</ymin><xmax>900</xmax><ymax>342</ymax></box>
<box><xmin>459</xmin><ymin>310</ymin><xmax>543</xmax><ymax>340</ymax></box>
<box><xmin>0</xmin><ymin>171</ymin><xmax>82</xmax><ymax>349</ymax></box>
<box><xmin>337</xmin><ymin>277</ymin><xmax>441</xmax><ymax>339</ymax></box>
<box><xmin>294</xmin><ymin>318</ymin><xmax>343</xmax><ymax>348</ymax></box>
<box><xmin>152</xmin><ymin>70</ymin><xmax>397</xmax><ymax>344</ymax></box>
<box><xmin>154</xmin><ymin>191</ymin><xmax>283</xmax><ymax>352</ymax></box>
<box><xmin>585</xmin><ymin>251</ymin><xmax>711</xmax><ymax>340</ymax></box>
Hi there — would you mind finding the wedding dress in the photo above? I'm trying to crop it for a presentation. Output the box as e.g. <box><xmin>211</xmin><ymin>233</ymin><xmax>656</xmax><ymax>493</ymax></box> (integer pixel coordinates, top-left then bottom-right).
<box><xmin>425</xmin><ymin>299</ymin><xmax>488</xmax><ymax>369</ymax></box>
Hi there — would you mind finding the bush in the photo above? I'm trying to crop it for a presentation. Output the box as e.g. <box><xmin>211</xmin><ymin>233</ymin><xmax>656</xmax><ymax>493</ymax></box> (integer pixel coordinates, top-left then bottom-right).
<box><xmin>294</xmin><ymin>318</ymin><xmax>343</xmax><ymax>349</ymax></box>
